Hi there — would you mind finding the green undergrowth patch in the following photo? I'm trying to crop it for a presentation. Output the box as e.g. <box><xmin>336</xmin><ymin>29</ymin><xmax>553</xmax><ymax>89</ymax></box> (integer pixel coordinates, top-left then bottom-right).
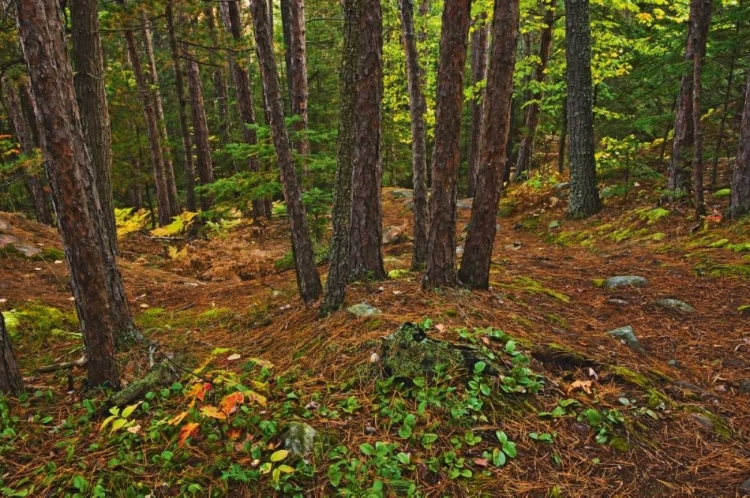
<box><xmin>491</xmin><ymin>276</ymin><xmax>569</xmax><ymax>303</ymax></box>
<box><xmin>2</xmin><ymin>303</ymin><xmax>79</xmax><ymax>365</ymax></box>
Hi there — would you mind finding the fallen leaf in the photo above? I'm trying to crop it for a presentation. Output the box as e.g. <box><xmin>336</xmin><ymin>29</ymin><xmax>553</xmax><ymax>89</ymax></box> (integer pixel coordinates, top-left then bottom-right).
<box><xmin>219</xmin><ymin>392</ymin><xmax>245</xmax><ymax>415</ymax></box>
<box><xmin>473</xmin><ymin>458</ymin><xmax>489</xmax><ymax>467</ymax></box>
<box><xmin>435</xmin><ymin>324</ymin><xmax>446</xmax><ymax>332</ymax></box>
<box><xmin>567</xmin><ymin>380</ymin><xmax>593</xmax><ymax>395</ymax></box>
<box><xmin>227</xmin><ymin>353</ymin><xmax>241</xmax><ymax>361</ymax></box>
<box><xmin>200</xmin><ymin>405</ymin><xmax>227</xmax><ymax>420</ymax></box>
<box><xmin>587</xmin><ymin>368</ymin><xmax>599</xmax><ymax>380</ymax></box>
<box><xmin>178</xmin><ymin>422</ymin><xmax>200</xmax><ymax>447</ymax></box>
<box><xmin>168</xmin><ymin>411</ymin><xmax>189</xmax><ymax>426</ymax></box>
<box><xmin>126</xmin><ymin>424</ymin><xmax>141</xmax><ymax>434</ymax></box>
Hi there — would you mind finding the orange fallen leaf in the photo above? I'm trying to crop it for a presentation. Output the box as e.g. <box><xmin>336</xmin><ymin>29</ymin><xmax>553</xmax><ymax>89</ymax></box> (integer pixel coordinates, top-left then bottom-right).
<box><xmin>168</xmin><ymin>411</ymin><xmax>189</xmax><ymax>426</ymax></box>
<box><xmin>567</xmin><ymin>380</ymin><xmax>593</xmax><ymax>395</ymax></box>
<box><xmin>178</xmin><ymin>422</ymin><xmax>200</xmax><ymax>447</ymax></box>
<box><xmin>473</xmin><ymin>458</ymin><xmax>489</xmax><ymax>467</ymax></box>
<box><xmin>200</xmin><ymin>405</ymin><xmax>227</xmax><ymax>420</ymax></box>
<box><xmin>220</xmin><ymin>392</ymin><xmax>245</xmax><ymax>416</ymax></box>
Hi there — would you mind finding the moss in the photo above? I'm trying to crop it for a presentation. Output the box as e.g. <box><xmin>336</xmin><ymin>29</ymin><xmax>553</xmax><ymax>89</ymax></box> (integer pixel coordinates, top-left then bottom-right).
<box><xmin>592</xmin><ymin>278</ymin><xmax>605</xmax><ymax>288</ymax></box>
<box><xmin>497</xmin><ymin>200</ymin><xmax>516</xmax><ymax>217</ymax></box>
<box><xmin>610</xmin><ymin>437</ymin><xmax>630</xmax><ymax>453</ymax></box>
<box><xmin>33</xmin><ymin>247</ymin><xmax>66</xmax><ymax>261</ymax></box>
<box><xmin>196</xmin><ymin>307</ymin><xmax>235</xmax><ymax>326</ymax></box>
<box><xmin>648</xmin><ymin>232</ymin><xmax>666</xmax><ymax>241</ymax></box>
<box><xmin>699</xmin><ymin>263</ymin><xmax>750</xmax><ymax>278</ymax></box>
<box><xmin>647</xmin><ymin>368</ymin><xmax>674</xmax><ymax>383</ymax></box>
<box><xmin>727</xmin><ymin>241</ymin><xmax>750</xmax><ymax>252</ymax></box>
<box><xmin>380</xmin><ymin>323</ymin><xmax>467</xmax><ymax>381</ymax></box>
<box><xmin>637</xmin><ymin>207</ymin><xmax>670</xmax><ymax>225</ymax></box>
<box><xmin>545</xmin><ymin>314</ymin><xmax>567</xmax><ymax>327</ymax></box>
<box><xmin>712</xmin><ymin>188</ymin><xmax>731</xmax><ymax>199</ymax></box>
<box><xmin>707</xmin><ymin>238</ymin><xmax>729</xmax><ymax>248</ymax></box>
<box><xmin>683</xmin><ymin>407</ymin><xmax>732</xmax><ymax>439</ymax></box>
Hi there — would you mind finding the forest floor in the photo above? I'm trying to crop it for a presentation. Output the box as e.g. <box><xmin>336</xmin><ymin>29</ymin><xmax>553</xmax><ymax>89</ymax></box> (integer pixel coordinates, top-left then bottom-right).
<box><xmin>0</xmin><ymin>173</ymin><xmax>749</xmax><ymax>497</ymax></box>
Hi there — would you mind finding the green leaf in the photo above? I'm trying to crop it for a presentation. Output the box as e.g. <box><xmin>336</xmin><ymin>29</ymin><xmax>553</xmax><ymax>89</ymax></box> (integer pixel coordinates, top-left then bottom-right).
<box><xmin>111</xmin><ymin>418</ymin><xmax>128</xmax><ymax>432</ymax></box>
<box><xmin>502</xmin><ymin>440</ymin><xmax>517</xmax><ymax>458</ymax></box>
<box><xmin>160</xmin><ymin>450</ymin><xmax>173</xmax><ymax>461</ymax></box>
<box><xmin>396</xmin><ymin>452</ymin><xmax>411</xmax><ymax>464</ymax></box>
<box><xmin>360</xmin><ymin>443</ymin><xmax>375</xmax><ymax>455</ymax></box>
<box><xmin>583</xmin><ymin>409</ymin><xmax>603</xmax><ymax>426</ymax></box>
<box><xmin>473</xmin><ymin>361</ymin><xmax>486</xmax><ymax>374</ymax></box>
<box><xmin>40</xmin><ymin>416</ymin><xmax>53</xmax><ymax>424</ymax></box>
<box><xmin>496</xmin><ymin>431</ymin><xmax>508</xmax><ymax>444</ymax></box>
<box><xmin>398</xmin><ymin>424</ymin><xmax>413</xmax><ymax>439</ymax></box>
<box><xmin>422</xmin><ymin>433</ymin><xmax>438</xmax><ymax>445</ymax></box>
<box><xmin>491</xmin><ymin>448</ymin><xmax>507</xmax><ymax>467</ymax></box>
<box><xmin>277</xmin><ymin>464</ymin><xmax>295</xmax><ymax>474</ymax></box>
<box><xmin>121</xmin><ymin>402</ymin><xmax>142</xmax><ymax>418</ymax></box>
<box><xmin>270</xmin><ymin>449</ymin><xmax>289</xmax><ymax>462</ymax></box>
<box><xmin>72</xmin><ymin>475</ymin><xmax>88</xmax><ymax>492</ymax></box>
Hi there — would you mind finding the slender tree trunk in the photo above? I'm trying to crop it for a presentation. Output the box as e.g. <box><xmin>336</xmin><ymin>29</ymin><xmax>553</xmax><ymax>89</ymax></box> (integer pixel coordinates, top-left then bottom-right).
<box><xmin>467</xmin><ymin>16</ymin><xmax>488</xmax><ymax>198</ymax></box>
<box><xmin>142</xmin><ymin>13</ymin><xmax>180</xmax><ymax>215</ymax></box>
<box><xmin>166</xmin><ymin>1</ymin><xmax>196</xmax><ymax>212</ymax></box>
<box><xmin>220</xmin><ymin>0</ymin><xmax>268</xmax><ymax>219</ymax></box>
<box><xmin>558</xmin><ymin>95</ymin><xmax>567</xmax><ymax>173</ymax></box>
<box><xmin>691</xmin><ymin>26</ymin><xmax>706</xmax><ymax>217</ymax></box>
<box><xmin>423</xmin><ymin>0</ymin><xmax>471</xmax><ymax>289</ymax></box>
<box><xmin>459</xmin><ymin>0</ymin><xmax>519</xmax><ymax>289</ymax></box>
<box><xmin>2</xmin><ymin>79</ymin><xmax>52</xmax><ymax>225</ymax></box>
<box><xmin>280</xmin><ymin>0</ymin><xmax>294</xmax><ymax>105</ymax></box>
<box><xmin>70</xmin><ymin>0</ymin><xmax>117</xmax><ymax>253</ymax></box>
<box><xmin>288</xmin><ymin>0</ymin><xmax>310</xmax><ymax>156</ymax></box>
<box><xmin>730</xmin><ymin>71</ymin><xmax>750</xmax><ymax>218</ymax></box>
<box><xmin>249</xmin><ymin>0</ymin><xmax>322</xmax><ymax>304</ymax></box>
<box><xmin>348</xmin><ymin>0</ymin><xmax>385</xmax><ymax>281</ymax></box>
<box><xmin>185</xmin><ymin>56</ymin><xmax>215</xmax><ymax>212</ymax></box>
<box><xmin>202</xmin><ymin>6</ymin><xmax>230</xmax><ymax>143</ymax></box>
<box><xmin>399</xmin><ymin>0</ymin><xmax>429</xmax><ymax>271</ymax></box>
<box><xmin>667</xmin><ymin>0</ymin><xmax>712</xmax><ymax>192</ymax></box>
<box><xmin>0</xmin><ymin>313</ymin><xmax>23</xmax><ymax>395</ymax></box>
<box><xmin>514</xmin><ymin>1</ymin><xmax>554</xmax><ymax>180</ymax></box>
<box><xmin>16</xmin><ymin>0</ymin><xmax>137</xmax><ymax>387</ymax></box>
<box><xmin>564</xmin><ymin>0</ymin><xmax>601</xmax><ymax>218</ymax></box>
<box><xmin>121</xmin><ymin>16</ymin><xmax>172</xmax><ymax>226</ymax></box>
<box><xmin>321</xmin><ymin>0</ymin><xmax>361</xmax><ymax>316</ymax></box>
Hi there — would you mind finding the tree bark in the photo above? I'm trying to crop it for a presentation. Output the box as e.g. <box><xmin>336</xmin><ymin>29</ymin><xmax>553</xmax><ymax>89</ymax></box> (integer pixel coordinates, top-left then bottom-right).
<box><xmin>70</xmin><ymin>0</ymin><xmax>117</xmax><ymax>253</ymax></box>
<box><xmin>564</xmin><ymin>0</ymin><xmax>601</xmax><ymax>218</ymax></box>
<box><xmin>166</xmin><ymin>1</ymin><xmax>196</xmax><ymax>212</ymax></box>
<box><xmin>249</xmin><ymin>0</ymin><xmax>322</xmax><ymax>304</ymax></box>
<box><xmin>398</xmin><ymin>0</ymin><xmax>429</xmax><ymax>271</ymax></box>
<box><xmin>15</xmin><ymin>0</ymin><xmax>138</xmax><ymax>387</ymax></box>
<box><xmin>348</xmin><ymin>0</ymin><xmax>385</xmax><ymax>281</ymax></box>
<box><xmin>0</xmin><ymin>313</ymin><xmax>23</xmax><ymax>396</ymax></box>
<box><xmin>220</xmin><ymin>0</ymin><xmax>268</xmax><ymax>219</ymax></box>
<box><xmin>280</xmin><ymin>0</ymin><xmax>294</xmax><ymax>105</ymax></box>
<box><xmin>185</xmin><ymin>55</ymin><xmax>215</xmax><ymax>212</ymax></box>
<box><xmin>121</xmin><ymin>17</ymin><xmax>173</xmax><ymax>226</ymax></box>
<box><xmin>466</xmin><ymin>16</ymin><xmax>488</xmax><ymax>198</ymax></box>
<box><xmin>141</xmin><ymin>13</ymin><xmax>180</xmax><ymax>215</ymax></box>
<box><xmin>514</xmin><ymin>2</ymin><xmax>554</xmax><ymax>181</ymax></box>
<box><xmin>667</xmin><ymin>0</ymin><xmax>712</xmax><ymax>192</ymax></box>
<box><xmin>202</xmin><ymin>6</ymin><xmax>230</xmax><ymax>144</ymax></box>
<box><xmin>2</xmin><ymin>78</ymin><xmax>52</xmax><ymax>226</ymax></box>
<box><xmin>458</xmin><ymin>0</ymin><xmax>519</xmax><ymax>289</ymax></box>
<box><xmin>320</xmin><ymin>0</ymin><xmax>361</xmax><ymax>316</ymax></box>
<box><xmin>691</xmin><ymin>21</ymin><xmax>706</xmax><ymax>217</ymax></box>
<box><xmin>288</xmin><ymin>0</ymin><xmax>310</xmax><ymax>156</ymax></box>
<box><xmin>730</xmin><ymin>71</ymin><xmax>750</xmax><ymax>218</ymax></box>
<box><xmin>423</xmin><ymin>0</ymin><xmax>471</xmax><ymax>289</ymax></box>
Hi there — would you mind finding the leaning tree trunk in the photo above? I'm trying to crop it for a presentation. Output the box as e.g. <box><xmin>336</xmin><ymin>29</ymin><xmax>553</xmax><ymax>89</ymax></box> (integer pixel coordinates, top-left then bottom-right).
<box><xmin>71</xmin><ymin>0</ymin><xmax>117</xmax><ymax>255</ymax></box>
<box><xmin>166</xmin><ymin>0</ymin><xmax>196</xmax><ymax>212</ymax></box>
<box><xmin>423</xmin><ymin>0</ymin><xmax>471</xmax><ymax>289</ymax></box>
<box><xmin>398</xmin><ymin>0</ymin><xmax>429</xmax><ymax>271</ymax></box>
<box><xmin>514</xmin><ymin>2</ymin><xmax>554</xmax><ymax>181</ymax></box>
<box><xmin>466</xmin><ymin>16</ymin><xmax>488</xmax><ymax>198</ymax></box>
<box><xmin>288</xmin><ymin>0</ymin><xmax>310</xmax><ymax>156</ymax></box>
<box><xmin>142</xmin><ymin>13</ymin><xmax>180</xmax><ymax>215</ymax></box>
<box><xmin>121</xmin><ymin>18</ymin><xmax>173</xmax><ymax>226</ymax></box>
<box><xmin>220</xmin><ymin>0</ymin><xmax>267</xmax><ymax>219</ymax></box>
<box><xmin>667</xmin><ymin>0</ymin><xmax>712</xmax><ymax>192</ymax></box>
<box><xmin>731</xmin><ymin>71</ymin><xmax>750</xmax><ymax>218</ymax></box>
<box><xmin>185</xmin><ymin>55</ymin><xmax>215</xmax><ymax>212</ymax></box>
<box><xmin>320</xmin><ymin>0</ymin><xmax>362</xmax><ymax>316</ymax></box>
<box><xmin>2</xmin><ymin>79</ymin><xmax>52</xmax><ymax>226</ymax></box>
<box><xmin>458</xmin><ymin>0</ymin><xmax>519</xmax><ymax>289</ymax></box>
<box><xmin>349</xmin><ymin>0</ymin><xmax>385</xmax><ymax>281</ymax></box>
<box><xmin>249</xmin><ymin>0</ymin><xmax>322</xmax><ymax>304</ymax></box>
<box><xmin>15</xmin><ymin>0</ymin><xmax>138</xmax><ymax>387</ymax></box>
<box><xmin>0</xmin><ymin>313</ymin><xmax>24</xmax><ymax>395</ymax></box>
<box><xmin>564</xmin><ymin>0</ymin><xmax>601</xmax><ymax>218</ymax></box>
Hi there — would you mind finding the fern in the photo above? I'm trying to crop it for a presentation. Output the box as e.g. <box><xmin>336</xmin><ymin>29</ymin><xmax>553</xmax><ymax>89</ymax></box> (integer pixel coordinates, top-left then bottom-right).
<box><xmin>151</xmin><ymin>211</ymin><xmax>198</xmax><ymax>237</ymax></box>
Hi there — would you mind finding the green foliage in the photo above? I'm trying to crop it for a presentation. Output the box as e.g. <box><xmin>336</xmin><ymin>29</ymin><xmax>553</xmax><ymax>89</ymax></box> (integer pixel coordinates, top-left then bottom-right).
<box><xmin>115</xmin><ymin>207</ymin><xmax>150</xmax><ymax>237</ymax></box>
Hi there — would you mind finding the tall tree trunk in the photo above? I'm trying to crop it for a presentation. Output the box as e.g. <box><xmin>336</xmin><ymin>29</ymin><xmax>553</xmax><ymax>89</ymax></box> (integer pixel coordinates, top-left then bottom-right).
<box><xmin>399</xmin><ymin>0</ymin><xmax>429</xmax><ymax>271</ymax></box>
<box><xmin>423</xmin><ymin>0</ymin><xmax>471</xmax><ymax>289</ymax></box>
<box><xmin>466</xmin><ymin>16</ymin><xmax>488</xmax><ymax>198</ymax></box>
<box><xmin>0</xmin><ymin>313</ymin><xmax>24</xmax><ymax>396</ymax></box>
<box><xmin>564</xmin><ymin>0</ymin><xmax>601</xmax><ymax>218</ymax></box>
<box><xmin>123</xmin><ymin>28</ymin><xmax>172</xmax><ymax>226</ymax></box>
<box><xmin>185</xmin><ymin>55</ymin><xmax>215</xmax><ymax>212</ymax></box>
<box><xmin>220</xmin><ymin>0</ymin><xmax>268</xmax><ymax>219</ymax></box>
<box><xmin>249</xmin><ymin>0</ymin><xmax>322</xmax><ymax>304</ymax></box>
<box><xmin>166</xmin><ymin>0</ymin><xmax>196</xmax><ymax>212</ymax></box>
<box><xmin>202</xmin><ymin>6</ymin><xmax>230</xmax><ymax>143</ymax></box>
<box><xmin>730</xmin><ymin>71</ymin><xmax>750</xmax><ymax>218</ymax></box>
<box><xmin>288</xmin><ymin>0</ymin><xmax>310</xmax><ymax>156</ymax></box>
<box><xmin>70</xmin><ymin>0</ymin><xmax>117</xmax><ymax>253</ymax></box>
<box><xmin>349</xmin><ymin>0</ymin><xmax>385</xmax><ymax>281</ymax></box>
<box><xmin>2</xmin><ymin>78</ymin><xmax>52</xmax><ymax>225</ymax></box>
<box><xmin>142</xmin><ymin>13</ymin><xmax>180</xmax><ymax>215</ymax></box>
<box><xmin>459</xmin><ymin>0</ymin><xmax>519</xmax><ymax>289</ymax></box>
<box><xmin>558</xmin><ymin>95</ymin><xmax>567</xmax><ymax>173</ymax></box>
<box><xmin>691</xmin><ymin>24</ymin><xmax>706</xmax><ymax>217</ymax></box>
<box><xmin>280</xmin><ymin>0</ymin><xmax>294</xmax><ymax>105</ymax></box>
<box><xmin>667</xmin><ymin>0</ymin><xmax>712</xmax><ymax>192</ymax></box>
<box><xmin>514</xmin><ymin>1</ymin><xmax>554</xmax><ymax>181</ymax></box>
<box><xmin>16</xmin><ymin>0</ymin><xmax>138</xmax><ymax>387</ymax></box>
<box><xmin>321</xmin><ymin>0</ymin><xmax>361</xmax><ymax>316</ymax></box>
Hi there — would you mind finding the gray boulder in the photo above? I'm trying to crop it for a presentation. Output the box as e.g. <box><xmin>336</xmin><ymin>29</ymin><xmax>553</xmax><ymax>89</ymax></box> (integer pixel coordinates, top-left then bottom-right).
<box><xmin>603</xmin><ymin>276</ymin><xmax>648</xmax><ymax>290</ymax></box>
<box><xmin>281</xmin><ymin>422</ymin><xmax>317</xmax><ymax>458</ymax></box>
<box><xmin>653</xmin><ymin>299</ymin><xmax>695</xmax><ymax>313</ymax></box>
<box><xmin>606</xmin><ymin>325</ymin><xmax>645</xmax><ymax>353</ymax></box>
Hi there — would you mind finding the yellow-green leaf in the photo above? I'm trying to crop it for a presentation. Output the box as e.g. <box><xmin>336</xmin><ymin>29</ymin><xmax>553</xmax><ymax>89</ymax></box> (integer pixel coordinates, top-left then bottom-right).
<box><xmin>270</xmin><ymin>449</ymin><xmax>288</xmax><ymax>462</ymax></box>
